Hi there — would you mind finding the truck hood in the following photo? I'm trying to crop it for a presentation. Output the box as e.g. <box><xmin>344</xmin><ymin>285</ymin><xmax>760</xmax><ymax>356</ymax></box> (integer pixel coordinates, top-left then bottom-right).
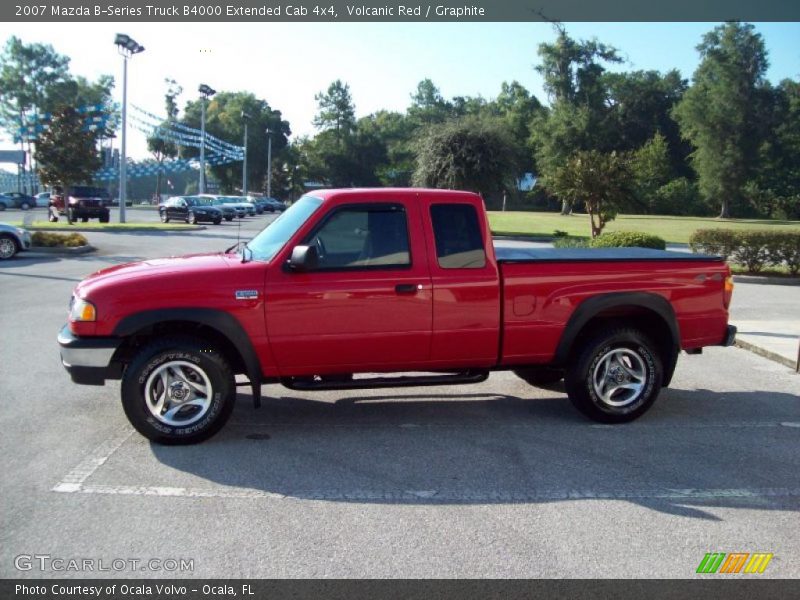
<box><xmin>75</xmin><ymin>253</ymin><xmax>233</xmax><ymax>296</ymax></box>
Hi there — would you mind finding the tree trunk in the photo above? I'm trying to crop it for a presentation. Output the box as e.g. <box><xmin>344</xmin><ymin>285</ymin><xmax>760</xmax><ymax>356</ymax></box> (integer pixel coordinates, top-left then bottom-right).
<box><xmin>718</xmin><ymin>198</ymin><xmax>730</xmax><ymax>219</ymax></box>
<box><xmin>155</xmin><ymin>171</ymin><xmax>162</xmax><ymax>205</ymax></box>
<box><xmin>560</xmin><ymin>198</ymin><xmax>572</xmax><ymax>215</ymax></box>
<box><xmin>64</xmin><ymin>184</ymin><xmax>73</xmax><ymax>225</ymax></box>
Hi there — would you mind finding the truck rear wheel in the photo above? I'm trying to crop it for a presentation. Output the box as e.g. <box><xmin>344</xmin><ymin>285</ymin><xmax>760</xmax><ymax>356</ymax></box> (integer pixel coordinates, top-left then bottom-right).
<box><xmin>121</xmin><ymin>337</ymin><xmax>236</xmax><ymax>444</ymax></box>
<box><xmin>565</xmin><ymin>327</ymin><xmax>663</xmax><ymax>423</ymax></box>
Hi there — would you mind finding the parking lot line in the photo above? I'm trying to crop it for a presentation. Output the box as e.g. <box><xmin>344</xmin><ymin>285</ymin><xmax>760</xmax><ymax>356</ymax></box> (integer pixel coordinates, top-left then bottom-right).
<box><xmin>51</xmin><ymin>427</ymin><xmax>133</xmax><ymax>493</ymax></box>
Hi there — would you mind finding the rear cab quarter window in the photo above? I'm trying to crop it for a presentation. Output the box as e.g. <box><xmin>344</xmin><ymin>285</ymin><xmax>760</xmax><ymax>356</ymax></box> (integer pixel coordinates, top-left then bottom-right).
<box><xmin>429</xmin><ymin>203</ymin><xmax>487</xmax><ymax>269</ymax></box>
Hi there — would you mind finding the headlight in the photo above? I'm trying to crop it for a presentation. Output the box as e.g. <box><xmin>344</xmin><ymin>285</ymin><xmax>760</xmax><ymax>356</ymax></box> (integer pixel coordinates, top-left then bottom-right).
<box><xmin>70</xmin><ymin>297</ymin><xmax>97</xmax><ymax>322</ymax></box>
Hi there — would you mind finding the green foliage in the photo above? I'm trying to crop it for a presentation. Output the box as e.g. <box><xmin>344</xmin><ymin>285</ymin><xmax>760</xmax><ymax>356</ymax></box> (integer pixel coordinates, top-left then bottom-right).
<box><xmin>652</xmin><ymin>177</ymin><xmax>707</xmax><ymax>216</ymax></box>
<box><xmin>546</xmin><ymin>150</ymin><xmax>632</xmax><ymax>237</ymax></box>
<box><xmin>31</xmin><ymin>231</ymin><xmax>88</xmax><ymax>247</ymax></box>
<box><xmin>313</xmin><ymin>79</ymin><xmax>356</xmax><ymax>142</ymax></box>
<box><xmin>673</xmin><ymin>22</ymin><xmax>770</xmax><ymax>218</ymax></box>
<box><xmin>553</xmin><ymin>236</ymin><xmax>589</xmax><ymax>248</ymax></box>
<box><xmin>412</xmin><ymin>116</ymin><xmax>519</xmax><ymax>199</ymax></box>
<box><xmin>629</xmin><ymin>133</ymin><xmax>672</xmax><ymax>212</ymax></box>
<box><xmin>35</xmin><ymin>107</ymin><xmax>102</xmax><ymax>200</ymax></box>
<box><xmin>688</xmin><ymin>229</ymin><xmax>740</xmax><ymax>259</ymax></box>
<box><xmin>181</xmin><ymin>91</ymin><xmax>290</xmax><ymax>195</ymax></box>
<box><xmin>690</xmin><ymin>229</ymin><xmax>800</xmax><ymax>274</ymax></box>
<box><xmin>590</xmin><ymin>231</ymin><xmax>667</xmax><ymax>250</ymax></box>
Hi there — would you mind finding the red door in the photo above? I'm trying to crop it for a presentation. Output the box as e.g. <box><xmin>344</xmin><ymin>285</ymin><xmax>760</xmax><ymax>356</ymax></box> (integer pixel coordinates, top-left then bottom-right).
<box><xmin>265</xmin><ymin>195</ymin><xmax>432</xmax><ymax>375</ymax></box>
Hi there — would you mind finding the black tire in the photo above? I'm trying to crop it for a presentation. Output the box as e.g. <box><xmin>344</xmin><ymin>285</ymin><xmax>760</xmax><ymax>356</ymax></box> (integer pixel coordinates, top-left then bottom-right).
<box><xmin>225</xmin><ymin>215</ymin><xmax>233</xmax><ymax>222</ymax></box>
<box><xmin>160</xmin><ymin>210</ymin><xmax>169</xmax><ymax>223</ymax></box>
<box><xmin>213</xmin><ymin>217</ymin><xmax>222</xmax><ymax>225</ymax></box>
<box><xmin>81</xmin><ymin>217</ymin><xmax>89</xmax><ymax>223</ymax></box>
<box><xmin>188</xmin><ymin>211</ymin><xmax>197</xmax><ymax>225</ymax></box>
<box><xmin>0</xmin><ymin>234</ymin><xmax>19</xmax><ymax>260</ymax></box>
<box><xmin>0</xmin><ymin>202</ymin><xmax>6</xmax><ymax>211</ymax></box>
<box><xmin>121</xmin><ymin>337</ymin><xmax>236</xmax><ymax>444</ymax></box>
<box><xmin>99</xmin><ymin>212</ymin><xmax>110</xmax><ymax>224</ymax></box>
<box><xmin>513</xmin><ymin>367</ymin><xmax>564</xmax><ymax>388</ymax></box>
<box><xmin>20</xmin><ymin>201</ymin><xmax>31</xmax><ymax>210</ymax></box>
<box><xmin>564</xmin><ymin>327</ymin><xmax>663</xmax><ymax>423</ymax></box>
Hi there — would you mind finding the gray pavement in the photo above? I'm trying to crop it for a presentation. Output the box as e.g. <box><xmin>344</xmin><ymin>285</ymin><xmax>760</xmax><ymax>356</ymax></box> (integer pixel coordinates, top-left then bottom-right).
<box><xmin>0</xmin><ymin>210</ymin><xmax>798</xmax><ymax>578</ymax></box>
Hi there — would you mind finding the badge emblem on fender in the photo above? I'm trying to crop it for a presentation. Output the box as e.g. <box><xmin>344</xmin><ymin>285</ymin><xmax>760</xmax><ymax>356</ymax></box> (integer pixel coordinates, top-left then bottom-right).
<box><xmin>235</xmin><ymin>290</ymin><xmax>259</xmax><ymax>300</ymax></box>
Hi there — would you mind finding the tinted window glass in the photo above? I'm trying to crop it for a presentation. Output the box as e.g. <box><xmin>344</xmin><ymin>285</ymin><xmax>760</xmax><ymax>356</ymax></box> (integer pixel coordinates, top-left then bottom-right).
<box><xmin>430</xmin><ymin>204</ymin><xmax>486</xmax><ymax>269</ymax></box>
<box><xmin>308</xmin><ymin>205</ymin><xmax>410</xmax><ymax>269</ymax></box>
<box><xmin>247</xmin><ymin>195</ymin><xmax>323</xmax><ymax>261</ymax></box>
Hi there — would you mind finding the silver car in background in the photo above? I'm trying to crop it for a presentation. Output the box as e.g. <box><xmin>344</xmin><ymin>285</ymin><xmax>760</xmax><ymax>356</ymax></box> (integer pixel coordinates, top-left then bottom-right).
<box><xmin>0</xmin><ymin>223</ymin><xmax>32</xmax><ymax>259</ymax></box>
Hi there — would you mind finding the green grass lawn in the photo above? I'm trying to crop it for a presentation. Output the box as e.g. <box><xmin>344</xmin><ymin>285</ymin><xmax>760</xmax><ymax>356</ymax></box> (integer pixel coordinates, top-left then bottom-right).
<box><xmin>488</xmin><ymin>212</ymin><xmax>800</xmax><ymax>244</ymax></box>
<box><xmin>8</xmin><ymin>220</ymin><xmax>197</xmax><ymax>232</ymax></box>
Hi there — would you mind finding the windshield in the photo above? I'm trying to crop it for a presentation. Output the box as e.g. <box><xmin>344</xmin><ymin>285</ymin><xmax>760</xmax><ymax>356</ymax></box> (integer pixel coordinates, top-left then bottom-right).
<box><xmin>246</xmin><ymin>196</ymin><xmax>323</xmax><ymax>262</ymax></box>
<box><xmin>184</xmin><ymin>197</ymin><xmax>198</xmax><ymax>206</ymax></box>
<box><xmin>194</xmin><ymin>197</ymin><xmax>214</xmax><ymax>206</ymax></box>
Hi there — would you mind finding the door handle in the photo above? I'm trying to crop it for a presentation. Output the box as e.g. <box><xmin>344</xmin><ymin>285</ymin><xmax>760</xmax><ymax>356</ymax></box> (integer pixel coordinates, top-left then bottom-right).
<box><xmin>395</xmin><ymin>284</ymin><xmax>419</xmax><ymax>295</ymax></box>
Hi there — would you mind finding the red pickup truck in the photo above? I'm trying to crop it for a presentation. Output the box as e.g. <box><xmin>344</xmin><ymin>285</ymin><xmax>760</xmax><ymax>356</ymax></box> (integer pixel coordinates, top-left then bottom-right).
<box><xmin>58</xmin><ymin>188</ymin><xmax>736</xmax><ymax>444</ymax></box>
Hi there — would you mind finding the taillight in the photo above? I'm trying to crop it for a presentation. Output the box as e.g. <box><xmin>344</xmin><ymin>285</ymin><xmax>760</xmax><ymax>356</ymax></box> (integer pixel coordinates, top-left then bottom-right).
<box><xmin>723</xmin><ymin>275</ymin><xmax>734</xmax><ymax>309</ymax></box>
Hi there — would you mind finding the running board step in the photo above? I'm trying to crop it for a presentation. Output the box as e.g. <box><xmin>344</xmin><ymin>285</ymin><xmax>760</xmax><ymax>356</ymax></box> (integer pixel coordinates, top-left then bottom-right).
<box><xmin>282</xmin><ymin>370</ymin><xmax>489</xmax><ymax>391</ymax></box>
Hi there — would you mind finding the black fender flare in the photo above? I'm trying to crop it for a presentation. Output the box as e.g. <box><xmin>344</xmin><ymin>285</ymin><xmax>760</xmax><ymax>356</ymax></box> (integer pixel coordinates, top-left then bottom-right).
<box><xmin>553</xmin><ymin>292</ymin><xmax>681</xmax><ymax>386</ymax></box>
<box><xmin>113</xmin><ymin>308</ymin><xmax>263</xmax><ymax>396</ymax></box>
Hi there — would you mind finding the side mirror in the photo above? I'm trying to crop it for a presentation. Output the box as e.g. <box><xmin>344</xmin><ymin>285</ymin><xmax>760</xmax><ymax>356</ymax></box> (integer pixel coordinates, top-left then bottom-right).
<box><xmin>288</xmin><ymin>245</ymin><xmax>319</xmax><ymax>272</ymax></box>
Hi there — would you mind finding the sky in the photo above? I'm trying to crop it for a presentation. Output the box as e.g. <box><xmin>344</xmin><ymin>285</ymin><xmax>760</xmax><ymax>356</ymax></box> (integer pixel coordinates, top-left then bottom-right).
<box><xmin>1</xmin><ymin>21</ymin><xmax>798</xmax><ymax>159</ymax></box>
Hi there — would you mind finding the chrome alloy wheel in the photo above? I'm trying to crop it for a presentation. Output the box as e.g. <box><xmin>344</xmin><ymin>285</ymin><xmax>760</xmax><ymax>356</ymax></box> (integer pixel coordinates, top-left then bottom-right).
<box><xmin>0</xmin><ymin>237</ymin><xmax>16</xmax><ymax>259</ymax></box>
<box><xmin>591</xmin><ymin>348</ymin><xmax>646</xmax><ymax>407</ymax></box>
<box><xmin>144</xmin><ymin>361</ymin><xmax>213</xmax><ymax>426</ymax></box>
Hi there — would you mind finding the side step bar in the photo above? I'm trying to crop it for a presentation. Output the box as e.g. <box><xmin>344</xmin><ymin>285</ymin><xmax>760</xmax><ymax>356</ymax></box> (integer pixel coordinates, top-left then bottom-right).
<box><xmin>281</xmin><ymin>370</ymin><xmax>490</xmax><ymax>391</ymax></box>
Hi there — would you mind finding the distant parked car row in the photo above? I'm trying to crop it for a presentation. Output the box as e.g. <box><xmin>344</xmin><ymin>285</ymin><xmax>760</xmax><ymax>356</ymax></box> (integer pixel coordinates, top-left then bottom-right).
<box><xmin>158</xmin><ymin>194</ymin><xmax>285</xmax><ymax>224</ymax></box>
<box><xmin>0</xmin><ymin>192</ymin><xmax>36</xmax><ymax>211</ymax></box>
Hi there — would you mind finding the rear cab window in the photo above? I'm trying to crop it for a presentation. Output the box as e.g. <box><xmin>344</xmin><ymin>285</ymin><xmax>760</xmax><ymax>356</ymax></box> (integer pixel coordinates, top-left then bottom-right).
<box><xmin>430</xmin><ymin>203</ymin><xmax>487</xmax><ymax>269</ymax></box>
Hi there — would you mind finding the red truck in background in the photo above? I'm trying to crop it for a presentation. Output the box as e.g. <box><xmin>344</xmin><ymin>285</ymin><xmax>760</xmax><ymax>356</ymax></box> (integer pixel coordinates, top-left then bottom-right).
<box><xmin>49</xmin><ymin>185</ymin><xmax>111</xmax><ymax>223</ymax></box>
<box><xmin>58</xmin><ymin>188</ymin><xmax>736</xmax><ymax>444</ymax></box>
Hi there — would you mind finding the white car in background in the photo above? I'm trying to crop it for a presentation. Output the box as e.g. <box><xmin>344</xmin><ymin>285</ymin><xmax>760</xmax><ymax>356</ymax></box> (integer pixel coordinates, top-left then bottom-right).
<box><xmin>35</xmin><ymin>192</ymin><xmax>51</xmax><ymax>207</ymax></box>
<box><xmin>0</xmin><ymin>222</ymin><xmax>32</xmax><ymax>259</ymax></box>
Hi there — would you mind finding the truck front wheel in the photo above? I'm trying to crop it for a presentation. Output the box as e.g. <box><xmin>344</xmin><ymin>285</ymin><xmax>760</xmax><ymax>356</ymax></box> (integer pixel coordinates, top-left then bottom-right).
<box><xmin>565</xmin><ymin>327</ymin><xmax>663</xmax><ymax>423</ymax></box>
<box><xmin>121</xmin><ymin>337</ymin><xmax>236</xmax><ymax>444</ymax></box>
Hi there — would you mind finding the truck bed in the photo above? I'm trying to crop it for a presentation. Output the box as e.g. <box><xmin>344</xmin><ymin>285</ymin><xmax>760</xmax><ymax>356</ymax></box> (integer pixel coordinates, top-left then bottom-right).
<box><xmin>493</xmin><ymin>241</ymin><xmax>723</xmax><ymax>263</ymax></box>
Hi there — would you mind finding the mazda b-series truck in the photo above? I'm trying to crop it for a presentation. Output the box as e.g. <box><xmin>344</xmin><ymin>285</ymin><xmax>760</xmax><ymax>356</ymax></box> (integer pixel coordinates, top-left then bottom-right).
<box><xmin>58</xmin><ymin>188</ymin><xmax>736</xmax><ymax>444</ymax></box>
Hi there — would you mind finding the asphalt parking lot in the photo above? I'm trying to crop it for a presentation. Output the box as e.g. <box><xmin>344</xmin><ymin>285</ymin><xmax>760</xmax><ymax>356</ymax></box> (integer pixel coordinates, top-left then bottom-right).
<box><xmin>1</xmin><ymin>207</ymin><xmax>798</xmax><ymax>578</ymax></box>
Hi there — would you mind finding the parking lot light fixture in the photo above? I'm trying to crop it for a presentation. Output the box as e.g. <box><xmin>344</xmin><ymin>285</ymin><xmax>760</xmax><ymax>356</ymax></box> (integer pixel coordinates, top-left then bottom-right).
<box><xmin>265</xmin><ymin>127</ymin><xmax>272</xmax><ymax>198</ymax></box>
<box><xmin>114</xmin><ymin>33</ymin><xmax>145</xmax><ymax>223</ymax></box>
<box><xmin>198</xmin><ymin>84</ymin><xmax>217</xmax><ymax>194</ymax></box>
<box><xmin>241</xmin><ymin>111</ymin><xmax>251</xmax><ymax>196</ymax></box>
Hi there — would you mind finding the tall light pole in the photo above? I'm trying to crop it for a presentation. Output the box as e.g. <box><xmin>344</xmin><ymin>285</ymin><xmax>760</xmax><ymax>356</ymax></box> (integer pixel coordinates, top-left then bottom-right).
<box><xmin>265</xmin><ymin>127</ymin><xmax>273</xmax><ymax>198</ymax></box>
<box><xmin>241</xmin><ymin>110</ymin><xmax>251</xmax><ymax>196</ymax></box>
<box><xmin>114</xmin><ymin>33</ymin><xmax>144</xmax><ymax>223</ymax></box>
<box><xmin>198</xmin><ymin>84</ymin><xmax>216</xmax><ymax>194</ymax></box>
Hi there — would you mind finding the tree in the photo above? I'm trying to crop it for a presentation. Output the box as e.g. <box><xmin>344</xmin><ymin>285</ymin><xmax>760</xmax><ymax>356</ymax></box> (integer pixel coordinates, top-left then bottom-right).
<box><xmin>408</xmin><ymin>78</ymin><xmax>452</xmax><ymax>126</ymax></box>
<box><xmin>604</xmin><ymin>70</ymin><xmax>689</xmax><ymax>177</ymax></box>
<box><xmin>181</xmin><ymin>91</ymin><xmax>291</xmax><ymax>195</ymax></box>
<box><xmin>531</xmin><ymin>26</ymin><xmax>622</xmax><ymax>214</ymax></box>
<box><xmin>629</xmin><ymin>133</ymin><xmax>672</xmax><ymax>212</ymax></box>
<box><xmin>35</xmin><ymin>107</ymin><xmax>102</xmax><ymax>224</ymax></box>
<box><xmin>412</xmin><ymin>117</ymin><xmax>519</xmax><ymax>201</ymax></box>
<box><xmin>313</xmin><ymin>79</ymin><xmax>356</xmax><ymax>144</ymax></box>
<box><xmin>673</xmin><ymin>22</ymin><xmax>770</xmax><ymax>218</ymax></box>
<box><xmin>547</xmin><ymin>150</ymin><xmax>632</xmax><ymax>238</ymax></box>
<box><xmin>147</xmin><ymin>78</ymin><xmax>182</xmax><ymax>201</ymax></box>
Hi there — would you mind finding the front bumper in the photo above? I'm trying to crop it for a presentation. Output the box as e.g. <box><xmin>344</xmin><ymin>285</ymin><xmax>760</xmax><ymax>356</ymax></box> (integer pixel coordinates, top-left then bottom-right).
<box><xmin>58</xmin><ymin>325</ymin><xmax>122</xmax><ymax>385</ymax></box>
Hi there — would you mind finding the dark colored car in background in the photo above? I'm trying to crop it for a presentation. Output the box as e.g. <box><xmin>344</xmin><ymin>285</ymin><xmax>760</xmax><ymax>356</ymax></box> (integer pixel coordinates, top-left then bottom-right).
<box><xmin>0</xmin><ymin>192</ymin><xmax>36</xmax><ymax>210</ymax></box>
<box><xmin>262</xmin><ymin>197</ymin><xmax>286</xmax><ymax>212</ymax></box>
<box><xmin>159</xmin><ymin>196</ymin><xmax>223</xmax><ymax>224</ymax></box>
<box><xmin>50</xmin><ymin>186</ymin><xmax>111</xmax><ymax>222</ymax></box>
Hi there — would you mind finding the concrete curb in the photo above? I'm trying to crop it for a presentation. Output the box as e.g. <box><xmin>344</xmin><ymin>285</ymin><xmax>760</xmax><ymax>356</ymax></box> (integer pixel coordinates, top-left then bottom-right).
<box><xmin>733</xmin><ymin>274</ymin><xmax>799</xmax><ymax>286</ymax></box>
<box><xmin>735</xmin><ymin>339</ymin><xmax>798</xmax><ymax>371</ymax></box>
<box><xmin>27</xmin><ymin>245</ymin><xmax>96</xmax><ymax>256</ymax></box>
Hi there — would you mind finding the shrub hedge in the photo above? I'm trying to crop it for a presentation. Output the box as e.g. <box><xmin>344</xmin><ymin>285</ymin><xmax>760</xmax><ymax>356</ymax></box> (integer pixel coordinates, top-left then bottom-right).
<box><xmin>689</xmin><ymin>229</ymin><xmax>800</xmax><ymax>275</ymax></box>
<box><xmin>32</xmin><ymin>232</ymin><xmax>89</xmax><ymax>248</ymax></box>
<box><xmin>590</xmin><ymin>231</ymin><xmax>667</xmax><ymax>250</ymax></box>
<box><xmin>552</xmin><ymin>231</ymin><xmax>667</xmax><ymax>250</ymax></box>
